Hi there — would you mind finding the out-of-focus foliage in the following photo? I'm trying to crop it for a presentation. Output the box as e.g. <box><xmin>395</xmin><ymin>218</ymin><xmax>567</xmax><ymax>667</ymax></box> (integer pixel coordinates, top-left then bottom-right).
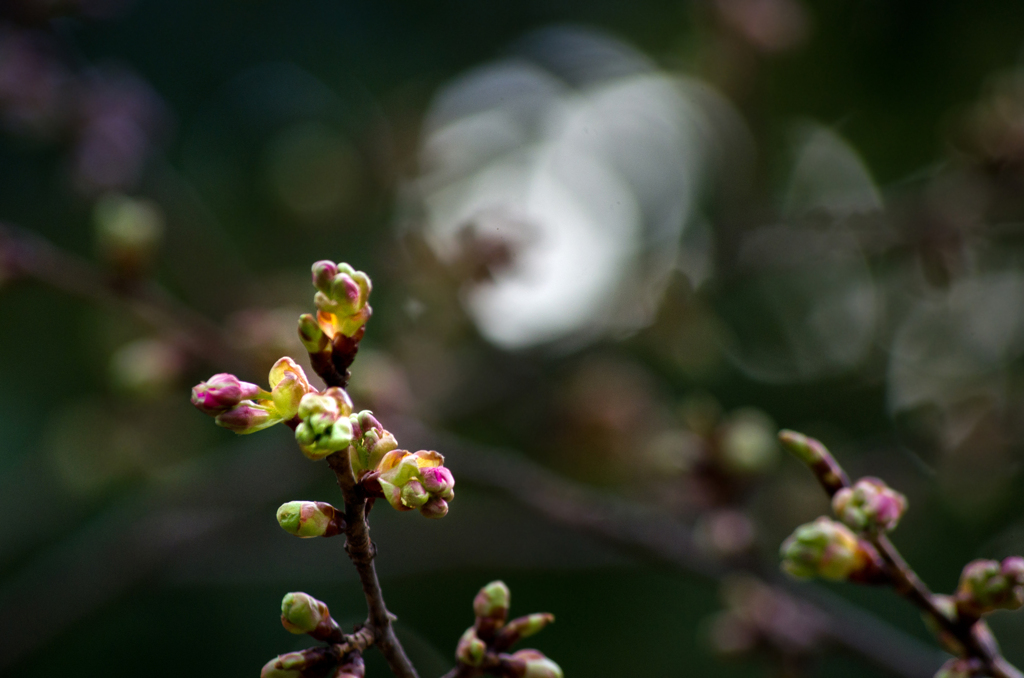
<box><xmin>5</xmin><ymin>1</ymin><xmax>1024</xmax><ymax>677</ymax></box>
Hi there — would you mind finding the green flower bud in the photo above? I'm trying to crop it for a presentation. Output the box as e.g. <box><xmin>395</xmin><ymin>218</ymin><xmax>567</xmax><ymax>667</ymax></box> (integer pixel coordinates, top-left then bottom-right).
<box><xmin>499</xmin><ymin>613</ymin><xmax>554</xmax><ymax>646</ymax></box>
<box><xmin>401</xmin><ymin>479</ymin><xmax>429</xmax><ymax>508</ymax></box>
<box><xmin>295</xmin><ymin>389</ymin><xmax>355</xmax><ymax>460</ymax></box>
<box><xmin>780</xmin><ymin>517</ymin><xmax>866</xmax><ymax>581</ymax></box>
<box><xmin>260</xmin><ymin>648</ymin><xmax>335</xmax><ymax>678</ymax></box>
<box><xmin>778</xmin><ymin>429</ymin><xmax>829</xmax><ymax>466</ymax></box>
<box><xmin>298</xmin><ymin>313</ymin><xmax>329</xmax><ymax>353</ymax></box>
<box><xmin>956</xmin><ymin>557</ymin><xmax>1024</xmax><ymax>616</ymax></box>
<box><xmin>456</xmin><ymin>627</ymin><xmax>487</xmax><ymax>667</ymax></box>
<box><xmin>260</xmin><ymin>653</ymin><xmax>303</xmax><ymax>678</ymax></box>
<box><xmin>474</xmin><ymin>581</ymin><xmax>511</xmax><ymax>621</ymax></box>
<box><xmin>832</xmin><ymin>477</ymin><xmax>907</xmax><ymax>534</ymax></box>
<box><xmin>276</xmin><ymin>501</ymin><xmax>343</xmax><ymax>538</ymax></box>
<box><xmin>280</xmin><ymin>592</ymin><xmax>329</xmax><ymax>634</ymax></box>
<box><xmin>508</xmin><ymin>650</ymin><xmax>563</xmax><ymax>678</ymax></box>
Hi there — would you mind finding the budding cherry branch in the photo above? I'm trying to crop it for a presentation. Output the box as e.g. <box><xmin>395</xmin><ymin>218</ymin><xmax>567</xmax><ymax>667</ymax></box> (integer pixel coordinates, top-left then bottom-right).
<box><xmin>778</xmin><ymin>431</ymin><xmax>1024</xmax><ymax>678</ymax></box>
<box><xmin>190</xmin><ymin>260</ymin><xmax>561</xmax><ymax>678</ymax></box>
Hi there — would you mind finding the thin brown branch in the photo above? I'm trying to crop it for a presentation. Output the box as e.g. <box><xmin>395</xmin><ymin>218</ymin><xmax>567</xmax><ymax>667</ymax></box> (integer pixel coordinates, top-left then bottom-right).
<box><xmin>0</xmin><ymin>222</ymin><xmax>241</xmax><ymax>370</ymax></box>
<box><xmin>390</xmin><ymin>416</ymin><xmax>946</xmax><ymax>678</ymax></box>
<box><xmin>326</xmin><ymin>436</ymin><xmax>419</xmax><ymax>678</ymax></box>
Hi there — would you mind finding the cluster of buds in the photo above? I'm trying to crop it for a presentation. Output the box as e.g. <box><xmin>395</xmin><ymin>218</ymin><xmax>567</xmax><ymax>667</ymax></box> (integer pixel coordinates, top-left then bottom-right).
<box><xmin>780</xmin><ymin>517</ymin><xmax>885</xmax><ymax>582</ymax></box>
<box><xmin>192</xmin><ymin>362</ymin><xmax>456</xmax><ymax>518</ymax></box>
<box><xmin>371</xmin><ymin>449</ymin><xmax>455</xmax><ymax>518</ymax></box>
<box><xmin>832</xmin><ymin>477</ymin><xmax>907</xmax><ymax>534</ymax></box>
<box><xmin>191</xmin><ymin>357</ymin><xmax>313</xmax><ymax>433</ymax></box>
<box><xmin>298</xmin><ymin>260</ymin><xmax>373</xmax><ymax>387</ymax></box>
<box><xmin>955</xmin><ymin>557</ymin><xmax>1024</xmax><ymax>618</ymax></box>
<box><xmin>294</xmin><ymin>388</ymin><xmax>355</xmax><ymax>460</ymax></box>
<box><xmin>276</xmin><ymin>501</ymin><xmax>345</xmax><ymax>538</ymax></box>
<box><xmin>454</xmin><ymin>581</ymin><xmax>561</xmax><ymax>678</ymax></box>
<box><xmin>310</xmin><ymin>260</ymin><xmax>372</xmax><ymax>338</ymax></box>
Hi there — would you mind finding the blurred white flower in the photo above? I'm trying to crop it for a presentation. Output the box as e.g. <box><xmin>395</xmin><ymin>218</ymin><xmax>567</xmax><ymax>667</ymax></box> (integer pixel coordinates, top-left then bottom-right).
<box><xmin>412</xmin><ymin>27</ymin><xmax>747</xmax><ymax>349</ymax></box>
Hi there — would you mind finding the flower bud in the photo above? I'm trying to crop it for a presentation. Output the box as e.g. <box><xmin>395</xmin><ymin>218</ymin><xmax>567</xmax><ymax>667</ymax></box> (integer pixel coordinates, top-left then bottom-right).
<box><xmin>276</xmin><ymin>501</ymin><xmax>343</xmax><ymax>538</ymax></box>
<box><xmin>420</xmin><ymin>466</ymin><xmax>455</xmax><ymax>501</ymax></box>
<box><xmin>474</xmin><ymin>581</ymin><xmax>511</xmax><ymax>621</ymax></box>
<box><xmin>401</xmin><ymin>479</ymin><xmax>429</xmax><ymax>508</ymax></box>
<box><xmin>349</xmin><ymin>410</ymin><xmax>398</xmax><ymax>472</ymax></box>
<box><xmin>780</xmin><ymin>517</ymin><xmax>865</xmax><ymax>581</ymax></box>
<box><xmin>498</xmin><ymin>614</ymin><xmax>554</xmax><ymax>647</ymax></box>
<box><xmin>956</xmin><ymin>557</ymin><xmax>1024</xmax><ymax>616</ymax></box>
<box><xmin>269</xmin><ymin>357</ymin><xmax>314</xmax><ymax>419</ymax></box>
<box><xmin>507</xmin><ymin>650</ymin><xmax>563</xmax><ymax>678</ymax></box>
<box><xmin>298</xmin><ymin>313</ymin><xmax>329</xmax><ymax>353</ymax></box>
<box><xmin>833</xmin><ymin>477</ymin><xmax>907</xmax><ymax>533</ymax></box>
<box><xmin>420</xmin><ymin>496</ymin><xmax>449</xmax><ymax>519</ymax></box>
<box><xmin>260</xmin><ymin>653</ymin><xmax>304</xmax><ymax>678</ymax></box>
<box><xmin>295</xmin><ymin>390</ymin><xmax>355</xmax><ymax>460</ymax></box>
<box><xmin>280</xmin><ymin>591</ymin><xmax>329</xmax><ymax>634</ymax></box>
<box><xmin>260</xmin><ymin>648</ymin><xmax>335</xmax><ymax>678</ymax></box>
<box><xmin>191</xmin><ymin>373</ymin><xmax>262</xmax><ymax>414</ymax></box>
<box><xmin>215</xmin><ymin>401</ymin><xmax>280</xmax><ymax>434</ymax></box>
<box><xmin>310</xmin><ymin>261</ymin><xmax>373</xmax><ymax>338</ymax></box>
<box><xmin>456</xmin><ymin>627</ymin><xmax>487</xmax><ymax>666</ymax></box>
<box><xmin>778</xmin><ymin>430</ymin><xmax>829</xmax><ymax>466</ymax></box>
<box><xmin>311</xmin><ymin>260</ymin><xmax>338</xmax><ymax>293</ymax></box>
<box><xmin>329</xmin><ymin>273</ymin><xmax>363</xmax><ymax>316</ymax></box>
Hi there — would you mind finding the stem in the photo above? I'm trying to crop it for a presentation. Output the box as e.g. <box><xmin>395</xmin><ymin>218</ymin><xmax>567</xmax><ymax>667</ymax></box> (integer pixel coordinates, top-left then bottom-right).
<box><xmin>327</xmin><ymin>450</ymin><xmax>419</xmax><ymax>678</ymax></box>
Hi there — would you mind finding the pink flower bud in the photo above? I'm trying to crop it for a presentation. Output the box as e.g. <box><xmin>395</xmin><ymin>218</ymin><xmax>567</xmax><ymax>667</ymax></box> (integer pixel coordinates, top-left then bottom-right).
<box><xmin>420</xmin><ymin>466</ymin><xmax>455</xmax><ymax>500</ymax></box>
<box><xmin>311</xmin><ymin>260</ymin><xmax>338</xmax><ymax>293</ymax></box>
<box><xmin>191</xmin><ymin>373</ymin><xmax>261</xmax><ymax>415</ymax></box>
<box><xmin>832</xmin><ymin>477</ymin><xmax>907</xmax><ymax>534</ymax></box>
<box><xmin>214</xmin><ymin>402</ymin><xmax>280</xmax><ymax>433</ymax></box>
<box><xmin>420</xmin><ymin>496</ymin><xmax>449</xmax><ymax>519</ymax></box>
